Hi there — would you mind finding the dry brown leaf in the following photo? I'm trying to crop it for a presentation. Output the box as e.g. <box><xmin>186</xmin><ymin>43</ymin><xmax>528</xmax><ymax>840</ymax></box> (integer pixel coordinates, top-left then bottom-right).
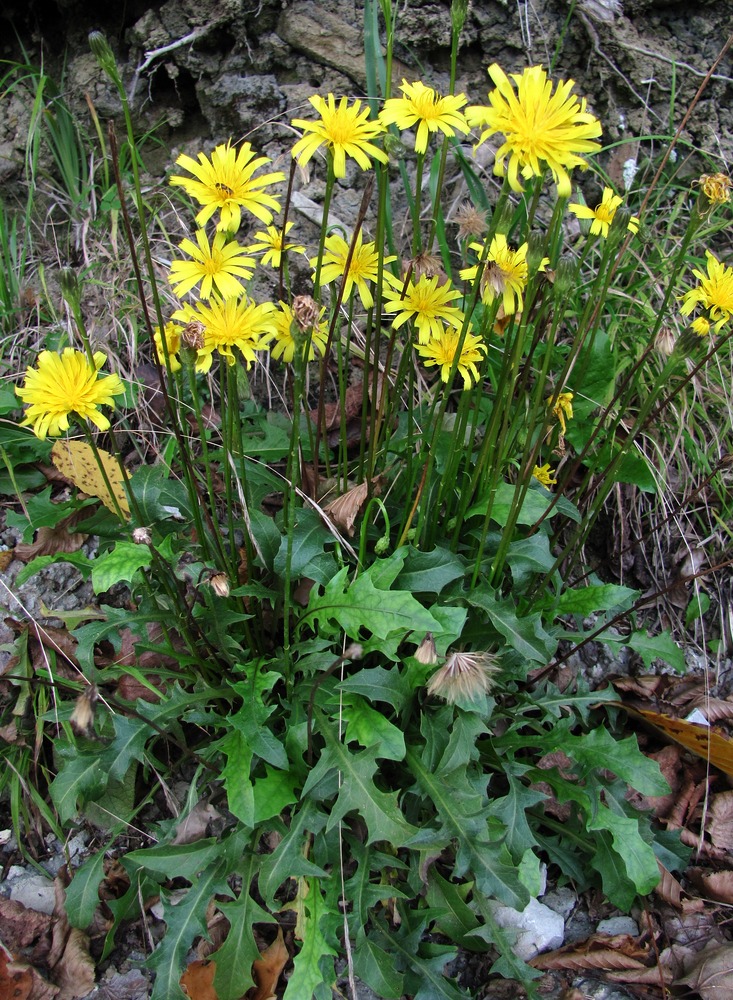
<box><xmin>250</xmin><ymin>928</ymin><xmax>288</xmax><ymax>1000</ymax></box>
<box><xmin>0</xmin><ymin>550</ymin><xmax>14</xmax><ymax>572</ymax></box>
<box><xmin>171</xmin><ymin>802</ymin><xmax>221</xmax><ymax>845</ymax></box>
<box><xmin>0</xmin><ymin>898</ymin><xmax>52</xmax><ymax>952</ymax></box>
<box><xmin>707</xmin><ymin>789</ymin><xmax>733</xmax><ymax>848</ymax></box>
<box><xmin>51</xmin><ymin>440</ymin><xmax>130</xmax><ymax>518</ymax></box>
<box><xmin>654</xmin><ymin>861</ymin><xmax>683</xmax><ymax>908</ymax></box>
<box><xmin>0</xmin><ymin>942</ymin><xmax>33</xmax><ymax>1000</ymax></box>
<box><xmin>14</xmin><ymin>511</ymin><xmax>88</xmax><ymax>562</ymax></box>
<box><xmin>322</xmin><ymin>481</ymin><xmax>369</xmax><ymax>537</ymax></box>
<box><xmin>531</xmin><ymin>933</ymin><xmax>649</xmax><ymax>973</ymax></box>
<box><xmin>687</xmin><ymin>867</ymin><xmax>733</xmax><ymax>904</ymax></box>
<box><xmin>51</xmin><ymin>929</ymin><xmax>95</xmax><ymax>1000</ymax></box>
<box><xmin>631</xmin><ymin>708</ymin><xmax>733</xmax><ymax>776</ymax></box>
<box><xmin>676</xmin><ymin>943</ymin><xmax>733</xmax><ymax>1000</ymax></box>
<box><xmin>180</xmin><ymin>959</ymin><xmax>217</xmax><ymax>1000</ymax></box>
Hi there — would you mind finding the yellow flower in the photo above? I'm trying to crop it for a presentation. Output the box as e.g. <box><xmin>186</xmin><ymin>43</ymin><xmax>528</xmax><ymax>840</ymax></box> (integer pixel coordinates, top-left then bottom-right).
<box><xmin>269</xmin><ymin>301</ymin><xmax>329</xmax><ymax>363</ymax></box>
<box><xmin>569</xmin><ymin>187</ymin><xmax>639</xmax><ymax>238</ymax></box>
<box><xmin>697</xmin><ymin>172</ymin><xmax>731</xmax><ymax>206</ymax></box>
<box><xmin>169</xmin><ymin>141</ymin><xmax>284</xmax><ymax>232</ymax></box>
<box><xmin>16</xmin><ymin>348</ymin><xmax>124</xmax><ymax>439</ymax></box>
<box><xmin>248</xmin><ymin>222</ymin><xmax>307</xmax><ymax>268</ymax></box>
<box><xmin>291</xmin><ymin>94</ymin><xmax>388</xmax><ymax>178</ymax></box>
<box><xmin>383</xmin><ymin>272</ymin><xmax>464</xmax><ymax>344</ymax></box>
<box><xmin>460</xmin><ymin>234</ymin><xmax>547</xmax><ymax>315</ymax></box>
<box><xmin>467</xmin><ymin>64</ymin><xmax>602</xmax><ymax>197</ymax></box>
<box><xmin>680</xmin><ymin>251</ymin><xmax>733</xmax><ymax>332</ymax></box>
<box><xmin>172</xmin><ymin>295</ymin><xmax>276</xmax><ymax>369</ymax></box>
<box><xmin>317</xmin><ymin>231</ymin><xmax>395</xmax><ymax>309</ymax></box>
<box><xmin>416</xmin><ymin>326</ymin><xmax>486</xmax><ymax>389</ymax></box>
<box><xmin>169</xmin><ymin>229</ymin><xmax>256</xmax><ymax>301</ymax></box>
<box><xmin>532</xmin><ymin>463</ymin><xmax>557</xmax><ymax>487</ymax></box>
<box><xmin>691</xmin><ymin>315</ymin><xmax>711</xmax><ymax>337</ymax></box>
<box><xmin>548</xmin><ymin>391</ymin><xmax>574</xmax><ymax>434</ymax></box>
<box><xmin>379</xmin><ymin>79</ymin><xmax>470</xmax><ymax>154</ymax></box>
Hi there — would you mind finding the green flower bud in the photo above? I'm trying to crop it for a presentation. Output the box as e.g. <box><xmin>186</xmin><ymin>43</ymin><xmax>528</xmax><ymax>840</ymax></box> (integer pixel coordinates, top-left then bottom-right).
<box><xmin>88</xmin><ymin>31</ymin><xmax>118</xmax><ymax>79</ymax></box>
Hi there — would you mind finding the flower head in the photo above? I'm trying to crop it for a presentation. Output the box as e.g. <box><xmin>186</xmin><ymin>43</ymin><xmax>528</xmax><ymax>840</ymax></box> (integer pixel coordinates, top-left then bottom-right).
<box><xmin>16</xmin><ymin>348</ymin><xmax>124</xmax><ymax>439</ymax></box>
<box><xmin>460</xmin><ymin>234</ymin><xmax>547</xmax><ymax>315</ymax></box>
<box><xmin>317</xmin><ymin>231</ymin><xmax>395</xmax><ymax>309</ymax></box>
<box><xmin>549</xmin><ymin>390</ymin><xmax>574</xmax><ymax>434</ymax></box>
<box><xmin>453</xmin><ymin>201</ymin><xmax>488</xmax><ymax>241</ymax></box>
<box><xmin>169</xmin><ymin>229</ymin><xmax>256</xmax><ymax>301</ymax></box>
<box><xmin>417</xmin><ymin>327</ymin><xmax>486</xmax><ymax>389</ymax></box>
<box><xmin>427</xmin><ymin>650</ymin><xmax>499</xmax><ymax>704</ymax></box>
<box><xmin>269</xmin><ymin>301</ymin><xmax>329</xmax><ymax>363</ymax></box>
<box><xmin>248</xmin><ymin>222</ymin><xmax>307</xmax><ymax>268</ymax></box>
<box><xmin>383</xmin><ymin>272</ymin><xmax>464</xmax><ymax>344</ymax></box>
<box><xmin>379</xmin><ymin>79</ymin><xmax>469</xmax><ymax>154</ymax></box>
<box><xmin>691</xmin><ymin>315</ymin><xmax>712</xmax><ymax>337</ymax></box>
<box><xmin>169</xmin><ymin>141</ymin><xmax>284</xmax><ymax>232</ymax></box>
<box><xmin>172</xmin><ymin>295</ymin><xmax>275</xmax><ymax>369</ymax></box>
<box><xmin>291</xmin><ymin>94</ymin><xmax>388</xmax><ymax>178</ymax></box>
<box><xmin>680</xmin><ymin>251</ymin><xmax>733</xmax><ymax>333</ymax></box>
<box><xmin>532</xmin><ymin>463</ymin><xmax>557</xmax><ymax>487</ymax></box>
<box><xmin>696</xmin><ymin>172</ymin><xmax>731</xmax><ymax>207</ymax></box>
<box><xmin>467</xmin><ymin>64</ymin><xmax>602</xmax><ymax>197</ymax></box>
<box><xmin>154</xmin><ymin>321</ymin><xmax>210</xmax><ymax>372</ymax></box>
<box><xmin>569</xmin><ymin>186</ymin><xmax>639</xmax><ymax>238</ymax></box>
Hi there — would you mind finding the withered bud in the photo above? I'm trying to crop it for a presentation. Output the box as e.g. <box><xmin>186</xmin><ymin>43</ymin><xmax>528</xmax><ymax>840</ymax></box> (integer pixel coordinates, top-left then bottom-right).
<box><xmin>453</xmin><ymin>201</ymin><xmax>488</xmax><ymax>241</ymax></box>
<box><xmin>181</xmin><ymin>320</ymin><xmax>206</xmax><ymax>351</ymax></box>
<box><xmin>343</xmin><ymin>643</ymin><xmax>363</xmax><ymax>661</ymax></box>
<box><xmin>654</xmin><ymin>325</ymin><xmax>677</xmax><ymax>357</ymax></box>
<box><xmin>132</xmin><ymin>526</ymin><xmax>152</xmax><ymax>545</ymax></box>
<box><xmin>209</xmin><ymin>573</ymin><xmax>231</xmax><ymax>598</ymax></box>
<box><xmin>71</xmin><ymin>685</ymin><xmax>98</xmax><ymax>736</ymax></box>
<box><xmin>427</xmin><ymin>650</ymin><xmax>499</xmax><ymax>704</ymax></box>
<box><xmin>414</xmin><ymin>632</ymin><xmax>438</xmax><ymax>665</ymax></box>
<box><xmin>696</xmin><ymin>172</ymin><xmax>731</xmax><ymax>207</ymax></box>
<box><xmin>292</xmin><ymin>295</ymin><xmax>320</xmax><ymax>331</ymax></box>
<box><xmin>410</xmin><ymin>251</ymin><xmax>445</xmax><ymax>282</ymax></box>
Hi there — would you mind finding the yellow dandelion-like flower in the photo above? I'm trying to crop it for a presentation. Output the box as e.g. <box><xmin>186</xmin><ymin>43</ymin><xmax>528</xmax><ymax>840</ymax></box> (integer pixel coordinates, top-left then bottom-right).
<box><xmin>383</xmin><ymin>272</ymin><xmax>464</xmax><ymax>344</ymax></box>
<box><xmin>379</xmin><ymin>79</ymin><xmax>470</xmax><ymax>155</ymax></box>
<box><xmin>169</xmin><ymin>229</ymin><xmax>256</xmax><ymax>301</ymax></box>
<box><xmin>691</xmin><ymin>315</ymin><xmax>712</xmax><ymax>337</ymax></box>
<box><xmin>172</xmin><ymin>295</ymin><xmax>276</xmax><ymax>369</ymax></box>
<box><xmin>467</xmin><ymin>63</ymin><xmax>602</xmax><ymax>197</ymax></box>
<box><xmin>291</xmin><ymin>94</ymin><xmax>388</xmax><ymax>178</ymax></box>
<box><xmin>427</xmin><ymin>650</ymin><xmax>499</xmax><ymax>704</ymax></box>
<box><xmin>169</xmin><ymin>141</ymin><xmax>284</xmax><ymax>232</ymax></box>
<box><xmin>697</xmin><ymin>172</ymin><xmax>732</xmax><ymax>206</ymax></box>
<box><xmin>417</xmin><ymin>326</ymin><xmax>486</xmax><ymax>389</ymax></box>
<box><xmin>532</xmin><ymin>463</ymin><xmax>557</xmax><ymax>487</ymax></box>
<box><xmin>548</xmin><ymin>391</ymin><xmax>574</xmax><ymax>434</ymax></box>
<box><xmin>269</xmin><ymin>301</ymin><xmax>329</xmax><ymax>363</ymax></box>
<box><xmin>680</xmin><ymin>251</ymin><xmax>733</xmax><ymax>333</ymax></box>
<box><xmin>16</xmin><ymin>348</ymin><xmax>124</xmax><ymax>439</ymax></box>
<box><xmin>248</xmin><ymin>222</ymin><xmax>307</xmax><ymax>269</ymax></box>
<box><xmin>460</xmin><ymin>234</ymin><xmax>547</xmax><ymax>315</ymax></box>
<box><xmin>317</xmin><ymin>231</ymin><xmax>396</xmax><ymax>309</ymax></box>
<box><xmin>569</xmin><ymin>186</ymin><xmax>639</xmax><ymax>238</ymax></box>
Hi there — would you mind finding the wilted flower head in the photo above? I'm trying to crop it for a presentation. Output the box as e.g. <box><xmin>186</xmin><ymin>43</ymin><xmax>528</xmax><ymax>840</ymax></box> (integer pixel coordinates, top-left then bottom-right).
<box><xmin>414</xmin><ymin>632</ymin><xmax>439</xmax><ymax>665</ymax></box>
<box><xmin>654</xmin><ymin>325</ymin><xmax>677</xmax><ymax>356</ymax></box>
<box><xmin>549</xmin><ymin>390</ymin><xmax>574</xmax><ymax>434</ymax></box>
<box><xmin>70</xmin><ymin>684</ymin><xmax>98</xmax><ymax>736</ymax></box>
<box><xmin>427</xmin><ymin>650</ymin><xmax>499</xmax><ymax>704</ymax></box>
<box><xmin>292</xmin><ymin>294</ymin><xmax>321</xmax><ymax>331</ymax></box>
<box><xmin>453</xmin><ymin>201</ymin><xmax>488</xmax><ymax>241</ymax></box>
<box><xmin>532</xmin><ymin>463</ymin><xmax>557</xmax><ymax>487</ymax></box>
<box><xmin>696</xmin><ymin>172</ymin><xmax>732</xmax><ymax>207</ymax></box>
<box><xmin>208</xmin><ymin>573</ymin><xmax>231</xmax><ymax>597</ymax></box>
<box><xmin>132</xmin><ymin>526</ymin><xmax>152</xmax><ymax>545</ymax></box>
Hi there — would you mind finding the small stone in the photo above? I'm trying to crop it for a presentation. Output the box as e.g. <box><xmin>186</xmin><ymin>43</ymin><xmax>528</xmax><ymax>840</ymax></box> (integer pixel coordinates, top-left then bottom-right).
<box><xmin>597</xmin><ymin>915</ymin><xmax>639</xmax><ymax>936</ymax></box>
<box><xmin>9</xmin><ymin>872</ymin><xmax>56</xmax><ymax>914</ymax></box>
<box><xmin>488</xmin><ymin>897</ymin><xmax>565</xmax><ymax>961</ymax></box>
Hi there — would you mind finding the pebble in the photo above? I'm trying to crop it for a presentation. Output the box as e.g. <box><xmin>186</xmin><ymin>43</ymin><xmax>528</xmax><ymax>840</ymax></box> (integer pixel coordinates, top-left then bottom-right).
<box><xmin>8</xmin><ymin>872</ymin><xmax>56</xmax><ymax>914</ymax></box>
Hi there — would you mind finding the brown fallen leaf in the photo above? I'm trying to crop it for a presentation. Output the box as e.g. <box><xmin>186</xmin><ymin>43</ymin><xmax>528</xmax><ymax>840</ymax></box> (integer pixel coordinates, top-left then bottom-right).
<box><xmin>676</xmin><ymin>943</ymin><xmax>733</xmax><ymax>1000</ymax></box>
<box><xmin>250</xmin><ymin>928</ymin><xmax>288</xmax><ymax>1000</ymax></box>
<box><xmin>0</xmin><ymin>940</ymin><xmax>33</xmax><ymax>1000</ymax></box>
<box><xmin>654</xmin><ymin>861</ymin><xmax>684</xmax><ymax>908</ymax></box>
<box><xmin>51</xmin><ymin>928</ymin><xmax>95</xmax><ymax>1000</ymax></box>
<box><xmin>531</xmin><ymin>933</ymin><xmax>650</xmax><ymax>973</ymax></box>
<box><xmin>707</xmin><ymin>789</ymin><xmax>733</xmax><ymax>849</ymax></box>
<box><xmin>180</xmin><ymin>959</ymin><xmax>218</xmax><ymax>1000</ymax></box>
<box><xmin>631</xmin><ymin>708</ymin><xmax>733</xmax><ymax>776</ymax></box>
<box><xmin>687</xmin><ymin>867</ymin><xmax>733</xmax><ymax>905</ymax></box>
<box><xmin>14</xmin><ymin>511</ymin><xmax>88</xmax><ymax>561</ymax></box>
<box><xmin>171</xmin><ymin>802</ymin><xmax>222</xmax><ymax>845</ymax></box>
<box><xmin>322</xmin><ymin>481</ymin><xmax>370</xmax><ymax>537</ymax></box>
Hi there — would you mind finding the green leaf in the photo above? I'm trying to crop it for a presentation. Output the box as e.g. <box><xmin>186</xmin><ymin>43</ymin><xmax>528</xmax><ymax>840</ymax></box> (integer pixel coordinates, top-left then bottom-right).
<box><xmin>338</xmin><ymin>666</ymin><xmax>411</xmax><ymax>713</ymax></box>
<box><xmin>552</xmin><ymin>583</ymin><xmax>639</xmax><ymax>616</ymax></box>
<box><xmin>108</xmin><ymin>715</ymin><xmax>153</xmax><ymax>782</ymax></box>
<box><xmin>252</xmin><ymin>767</ymin><xmax>299</xmax><ymax>824</ymax></box>
<box><xmin>128</xmin><ymin>464</ymin><xmax>192</xmax><ymax>524</ymax></box>
<box><xmin>302</xmin><ymin>564</ymin><xmax>442</xmax><ymax>641</ymax></box>
<box><xmin>395</xmin><ymin>545</ymin><xmax>466</xmax><ymax>594</ymax></box>
<box><xmin>123</xmin><ymin>840</ymin><xmax>222</xmax><ymax>881</ymax></box>
<box><xmin>590</xmin><ymin>830</ymin><xmax>638</xmax><ymax>910</ymax></box>
<box><xmin>258</xmin><ymin>800</ymin><xmax>329</xmax><ymax>909</ymax></box>
<box><xmin>587</xmin><ymin>806</ymin><xmax>660</xmax><ymax>898</ymax></box>
<box><xmin>15</xmin><ymin>550</ymin><xmax>94</xmax><ymax>586</ymax></box>
<box><xmin>466</xmin><ymin>588</ymin><xmax>556</xmax><ymax>663</ymax></box>
<box><xmin>218</xmin><ymin>731</ymin><xmax>255</xmax><ymax>827</ymax></box>
<box><xmin>65</xmin><ymin>848</ymin><xmax>106</xmax><ymax>928</ymax></box>
<box><xmin>305</xmin><ymin>713</ymin><xmax>418</xmax><ymax>846</ymax></box>
<box><xmin>341</xmin><ymin>695</ymin><xmax>406</xmax><ymax>760</ymax></box>
<box><xmin>6</xmin><ymin>486</ymin><xmax>80</xmax><ymax>542</ymax></box>
<box><xmin>466</xmin><ymin>481</ymin><xmax>581</xmax><ymax>525</ymax></box>
<box><xmin>91</xmin><ymin>542</ymin><xmax>152</xmax><ymax>593</ymax></box>
<box><xmin>566</xmin><ymin>727</ymin><xmax>669</xmax><ymax>796</ymax></box>
<box><xmin>491</xmin><ymin>778</ymin><xmax>545</xmax><ymax>857</ymax></box>
<box><xmin>49</xmin><ymin>751</ymin><xmax>107</xmax><ymax>824</ymax></box>
<box><xmin>353</xmin><ymin>937</ymin><xmax>404</xmax><ymax>999</ymax></box>
<box><xmin>211</xmin><ymin>853</ymin><xmax>276</xmax><ymax>1000</ymax></box>
<box><xmin>273</xmin><ymin>508</ymin><xmax>336</xmax><ymax>585</ymax></box>
<box><xmin>344</xmin><ymin>838</ymin><xmax>408</xmax><ymax>934</ymax></box>
<box><xmin>627</xmin><ymin>629</ymin><xmax>686</xmax><ymax>672</ymax></box>
<box><xmin>507</xmin><ymin>533</ymin><xmax>555</xmax><ymax>589</ymax></box>
<box><xmin>425</xmin><ymin>871</ymin><xmax>484</xmax><ymax>951</ymax></box>
<box><xmin>283</xmin><ymin>879</ymin><xmax>338</xmax><ymax>1000</ymax></box>
<box><xmin>148</xmin><ymin>860</ymin><xmax>232</xmax><ymax>1000</ymax></box>
<box><xmin>406</xmin><ymin>748</ymin><xmax>528</xmax><ymax>910</ymax></box>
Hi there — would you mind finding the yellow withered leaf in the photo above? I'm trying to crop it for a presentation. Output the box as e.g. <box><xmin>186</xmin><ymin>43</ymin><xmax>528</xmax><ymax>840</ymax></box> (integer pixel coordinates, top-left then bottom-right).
<box><xmin>51</xmin><ymin>440</ymin><xmax>130</xmax><ymax>518</ymax></box>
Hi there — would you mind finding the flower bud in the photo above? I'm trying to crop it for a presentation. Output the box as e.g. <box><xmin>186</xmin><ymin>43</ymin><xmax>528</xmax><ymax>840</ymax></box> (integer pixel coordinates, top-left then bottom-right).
<box><xmin>383</xmin><ymin>132</ymin><xmax>407</xmax><ymax>159</ymax></box>
<box><xmin>414</xmin><ymin>632</ymin><xmax>438</xmax><ymax>665</ymax></box>
<box><xmin>374</xmin><ymin>535</ymin><xmax>390</xmax><ymax>555</ymax></box>
<box><xmin>526</xmin><ymin>232</ymin><xmax>548</xmax><ymax>273</ymax></box>
<box><xmin>654</xmin><ymin>325</ymin><xmax>677</xmax><ymax>357</ymax></box>
<box><xmin>607</xmin><ymin>206</ymin><xmax>633</xmax><ymax>245</ymax></box>
<box><xmin>88</xmin><ymin>31</ymin><xmax>118</xmax><ymax>78</ymax></box>
<box><xmin>132</xmin><ymin>526</ymin><xmax>152</xmax><ymax>545</ymax></box>
<box><xmin>553</xmin><ymin>257</ymin><xmax>577</xmax><ymax>298</ymax></box>
<box><xmin>209</xmin><ymin>573</ymin><xmax>230</xmax><ymax>598</ymax></box>
<box><xmin>60</xmin><ymin>268</ymin><xmax>81</xmax><ymax>307</ymax></box>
